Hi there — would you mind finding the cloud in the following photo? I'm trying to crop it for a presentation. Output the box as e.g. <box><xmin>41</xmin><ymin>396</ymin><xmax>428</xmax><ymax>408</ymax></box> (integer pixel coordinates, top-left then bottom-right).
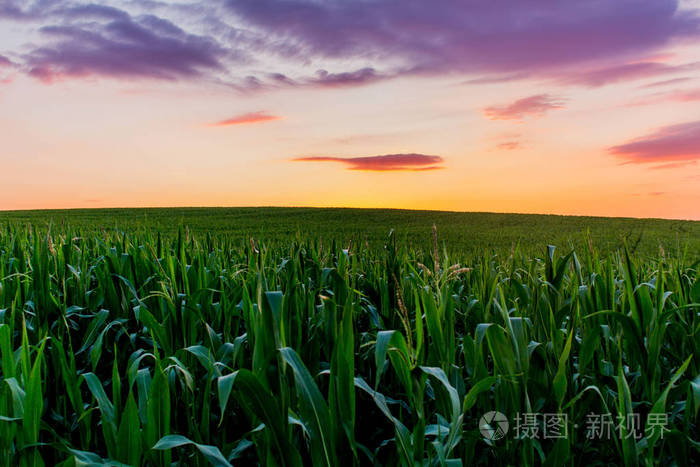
<box><xmin>210</xmin><ymin>111</ymin><xmax>282</xmax><ymax>126</ymax></box>
<box><xmin>463</xmin><ymin>73</ymin><xmax>530</xmax><ymax>85</ymax></box>
<box><xmin>226</xmin><ymin>0</ymin><xmax>700</xmax><ymax>84</ymax></box>
<box><xmin>609</xmin><ymin>121</ymin><xmax>700</xmax><ymax>164</ymax></box>
<box><xmin>255</xmin><ymin>68</ymin><xmax>386</xmax><ymax>91</ymax></box>
<box><xmin>649</xmin><ymin>160</ymin><xmax>697</xmax><ymax>169</ymax></box>
<box><xmin>24</xmin><ymin>8</ymin><xmax>229</xmax><ymax>82</ymax></box>
<box><xmin>58</xmin><ymin>4</ymin><xmax>131</xmax><ymax>21</ymax></box>
<box><xmin>557</xmin><ymin>61</ymin><xmax>699</xmax><ymax>87</ymax></box>
<box><xmin>484</xmin><ymin>94</ymin><xmax>565</xmax><ymax>121</ymax></box>
<box><xmin>640</xmin><ymin>77</ymin><xmax>693</xmax><ymax>88</ymax></box>
<box><xmin>632</xmin><ymin>191</ymin><xmax>668</xmax><ymax>196</ymax></box>
<box><xmin>630</xmin><ymin>87</ymin><xmax>700</xmax><ymax>106</ymax></box>
<box><xmin>293</xmin><ymin>153</ymin><xmax>444</xmax><ymax>171</ymax></box>
<box><xmin>0</xmin><ymin>54</ymin><xmax>15</xmax><ymax>84</ymax></box>
<box><xmin>0</xmin><ymin>0</ymin><xmax>33</xmax><ymax>20</ymax></box>
<box><xmin>497</xmin><ymin>141</ymin><xmax>521</xmax><ymax>150</ymax></box>
<box><xmin>4</xmin><ymin>0</ymin><xmax>700</xmax><ymax>89</ymax></box>
<box><xmin>661</xmin><ymin>88</ymin><xmax>700</xmax><ymax>102</ymax></box>
<box><xmin>308</xmin><ymin>68</ymin><xmax>384</xmax><ymax>88</ymax></box>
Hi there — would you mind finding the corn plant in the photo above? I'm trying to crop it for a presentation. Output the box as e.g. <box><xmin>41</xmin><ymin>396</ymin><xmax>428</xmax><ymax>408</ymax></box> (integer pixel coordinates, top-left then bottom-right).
<box><xmin>0</xmin><ymin>220</ymin><xmax>697</xmax><ymax>466</ymax></box>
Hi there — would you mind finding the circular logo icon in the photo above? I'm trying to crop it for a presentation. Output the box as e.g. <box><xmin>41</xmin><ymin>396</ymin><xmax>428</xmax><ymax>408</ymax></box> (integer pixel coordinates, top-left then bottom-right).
<box><xmin>479</xmin><ymin>411</ymin><xmax>509</xmax><ymax>441</ymax></box>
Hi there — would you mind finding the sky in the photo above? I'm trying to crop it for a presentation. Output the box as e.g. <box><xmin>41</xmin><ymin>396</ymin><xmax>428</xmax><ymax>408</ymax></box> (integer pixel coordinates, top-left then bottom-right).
<box><xmin>1</xmin><ymin>0</ymin><xmax>699</xmax><ymax>219</ymax></box>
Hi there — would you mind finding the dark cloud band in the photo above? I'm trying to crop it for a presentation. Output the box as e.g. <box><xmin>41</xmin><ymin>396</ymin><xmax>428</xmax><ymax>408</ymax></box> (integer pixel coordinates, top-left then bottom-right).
<box><xmin>294</xmin><ymin>154</ymin><xmax>444</xmax><ymax>171</ymax></box>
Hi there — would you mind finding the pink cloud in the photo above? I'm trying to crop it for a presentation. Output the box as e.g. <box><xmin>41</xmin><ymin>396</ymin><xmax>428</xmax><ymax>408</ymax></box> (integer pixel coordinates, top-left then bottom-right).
<box><xmin>210</xmin><ymin>111</ymin><xmax>282</xmax><ymax>126</ymax></box>
<box><xmin>669</xmin><ymin>89</ymin><xmax>700</xmax><ymax>102</ymax></box>
<box><xmin>649</xmin><ymin>160</ymin><xmax>697</xmax><ymax>170</ymax></box>
<box><xmin>640</xmin><ymin>77</ymin><xmax>693</xmax><ymax>88</ymax></box>
<box><xmin>609</xmin><ymin>121</ymin><xmax>700</xmax><ymax>165</ymax></box>
<box><xmin>625</xmin><ymin>87</ymin><xmax>700</xmax><ymax>107</ymax></box>
<box><xmin>649</xmin><ymin>89</ymin><xmax>700</xmax><ymax>103</ymax></box>
<box><xmin>484</xmin><ymin>94</ymin><xmax>565</xmax><ymax>121</ymax></box>
<box><xmin>293</xmin><ymin>153</ymin><xmax>444</xmax><ymax>171</ymax></box>
<box><xmin>0</xmin><ymin>55</ymin><xmax>16</xmax><ymax>84</ymax></box>
<box><xmin>559</xmin><ymin>61</ymin><xmax>698</xmax><ymax>87</ymax></box>
<box><xmin>27</xmin><ymin>66</ymin><xmax>80</xmax><ymax>84</ymax></box>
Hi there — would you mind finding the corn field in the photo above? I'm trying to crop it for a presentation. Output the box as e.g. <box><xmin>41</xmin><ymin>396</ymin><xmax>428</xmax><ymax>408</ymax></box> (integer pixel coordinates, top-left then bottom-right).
<box><xmin>0</xmin><ymin>224</ymin><xmax>698</xmax><ymax>466</ymax></box>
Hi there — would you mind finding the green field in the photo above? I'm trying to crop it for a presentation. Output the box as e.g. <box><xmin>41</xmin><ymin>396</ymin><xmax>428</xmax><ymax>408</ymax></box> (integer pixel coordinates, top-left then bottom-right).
<box><xmin>0</xmin><ymin>208</ymin><xmax>698</xmax><ymax>466</ymax></box>
<box><xmin>1</xmin><ymin>207</ymin><xmax>698</xmax><ymax>257</ymax></box>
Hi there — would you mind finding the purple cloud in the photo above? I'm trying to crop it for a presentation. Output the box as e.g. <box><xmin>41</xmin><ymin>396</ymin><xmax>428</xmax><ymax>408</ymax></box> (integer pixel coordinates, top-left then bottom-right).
<box><xmin>308</xmin><ymin>68</ymin><xmax>384</xmax><ymax>88</ymax></box>
<box><xmin>23</xmin><ymin>8</ymin><xmax>229</xmax><ymax>82</ymax></box>
<box><xmin>609</xmin><ymin>121</ymin><xmax>700</xmax><ymax>164</ymax></box>
<box><xmin>484</xmin><ymin>94</ymin><xmax>565</xmax><ymax>121</ymax></box>
<box><xmin>293</xmin><ymin>153</ymin><xmax>444</xmax><ymax>171</ymax></box>
<box><xmin>0</xmin><ymin>0</ymin><xmax>31</xmax><ymax>20</ymax></box>
<box><xmin>230</xmin><ymin>67</ymin><xmax>386</xmax><ymax>92</ymax></box>
<box><xmin>226</xmin><ymin>0</ymin><xmax>700</xmax><ymax>83</ymax></box>
<box><xmin>3</xmin><ymin>0</ymin><xmax>700</xmax><ymax>89</ymax></box>
<box><xmin>57</xmin><ymin>4</ymin><xmax>130</xmax><ymax>21</ymax></box>
<box><xmin>0</xmin><ymin>55</ymin><xmax>12</xmax><ymax>67</ymax></box>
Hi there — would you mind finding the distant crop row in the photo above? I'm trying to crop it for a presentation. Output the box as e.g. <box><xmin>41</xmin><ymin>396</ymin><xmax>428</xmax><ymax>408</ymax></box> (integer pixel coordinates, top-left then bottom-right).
<box><xmin>1</xmin><ymin>207</ymin><xmax>697</xmax><ymax>258</ymax></box>
<box><xmin>0</xmin><ymin>225</ymin><xmax>698</xmax><ymax>466</ymax></box>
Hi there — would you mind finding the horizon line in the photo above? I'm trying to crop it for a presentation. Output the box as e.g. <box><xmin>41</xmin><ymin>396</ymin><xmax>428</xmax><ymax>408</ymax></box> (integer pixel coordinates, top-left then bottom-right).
<box><xmin>0</xmin><ymin>205</ymin><xmax>697</xmax><ymax>223</ymax></box>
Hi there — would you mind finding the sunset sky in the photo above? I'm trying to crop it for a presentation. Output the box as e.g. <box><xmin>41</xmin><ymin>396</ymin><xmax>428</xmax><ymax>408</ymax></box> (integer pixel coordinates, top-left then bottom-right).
<box><xmin>1</xmin><ymin>0</ymin><xmax>699</xmax><ymax>219</ymax></box>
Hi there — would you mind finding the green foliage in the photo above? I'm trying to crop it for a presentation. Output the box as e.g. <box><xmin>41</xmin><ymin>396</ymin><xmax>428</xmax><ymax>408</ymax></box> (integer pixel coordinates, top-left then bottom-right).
<box><xmin>1</xmin><ymin>206</ymin><xmax>698</xmax><ymax>257</ymax></box>
<box><xmin>0</xmin><ymin>211</ymin><xmax>698</xmax><ymax>465</ymax></box>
